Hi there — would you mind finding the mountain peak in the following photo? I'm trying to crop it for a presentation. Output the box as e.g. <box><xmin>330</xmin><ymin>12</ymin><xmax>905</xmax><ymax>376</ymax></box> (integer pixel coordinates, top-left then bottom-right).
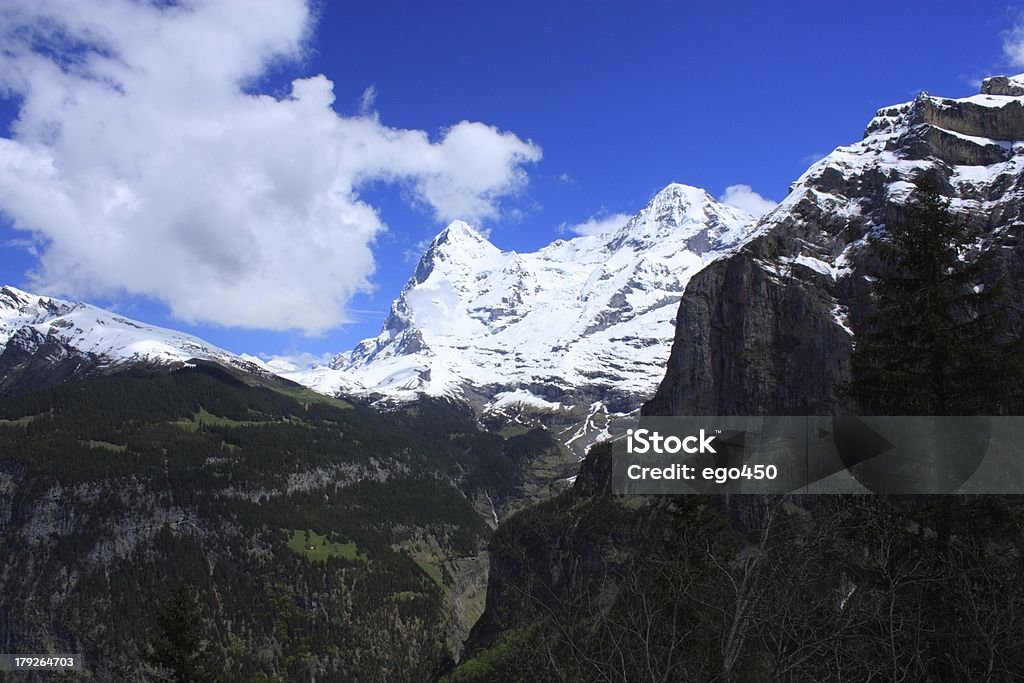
<box><xmin>632</xmin><ymin>183</ymin><xmax>736</xmax><ymax>225</ymax></box>
<box><xmin>411</xmin><ymin>220</ymin><xmax>502</xmax><ymax>285</ymax></box>
<box><xmin>0</xmin><ymin>285</ymin><xmax>75</xmax><ymax>320</ymax></box>
<box><xmin>431</xmin><ymin>220</ymin><xmax>490</xmax><ymax>248</ymax></box>
<box><xmin>606</xmin><ymin>182</ymin><xmax>753</xmax><ymax>254</ymax></box>
<box><xmin>0</xmin><ymin>285</ymin><xmax>33</xmax><ymax>309</ymax></box>
<box><xmin>296</xmin><ymin>178</ymin><xmax>760</xmax><ymax>410</ymax></box>
<box><xmin>650</xmin><ymin>182</ymin><xmax>715</xmax><ymax>206</ymax></box>
<box><xmin>0</xmin><ymin>284</ymin><xmax>267</xmax><ymax>398</ymax></box>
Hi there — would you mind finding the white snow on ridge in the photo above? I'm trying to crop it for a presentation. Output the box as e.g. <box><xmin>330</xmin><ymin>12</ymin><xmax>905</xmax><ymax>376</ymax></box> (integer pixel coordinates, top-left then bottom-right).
<box><xmin>283</xmin><ymin>183</ymin><xmax>760</xmax><ymax>407</ymax></box>
<box><xmin>0</xmin><ymin>285</ymin><xmax>250</xmax><ymax>372</ymax></box>
<box><xmin>779</xmin><ymin>255</ymin><xmax>836</xmax><ymax>279</ymax></box>
<box><xmin>746</xmin><ymin>80</ymin><xmax>1024</xmax><ymax>293</ymax></box>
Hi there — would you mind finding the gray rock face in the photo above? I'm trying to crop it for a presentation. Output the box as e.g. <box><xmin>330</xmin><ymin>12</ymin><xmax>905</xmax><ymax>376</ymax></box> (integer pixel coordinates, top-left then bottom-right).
<box><xmin>645</xmin><ymin>79</ymin><xmax>1024</xmax><ymax>417</ymax></box>
<box><xmin>918</xmin><ymin>94</ymin><xmax>1024</xmax><ymax>140</ymax></box>
<box><xmin>981</xmin><ymin>75</ymin><xmax>1024</xmax><ymax>96</ymax></box>
<box><xmin>0</xmin><ymin>328</ymin><xmax>99</xmax><ymax>397</ymax></box>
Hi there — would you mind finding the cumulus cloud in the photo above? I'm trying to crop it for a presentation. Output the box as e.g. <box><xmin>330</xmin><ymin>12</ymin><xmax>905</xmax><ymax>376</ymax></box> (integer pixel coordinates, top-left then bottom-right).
<box><xmin>560</xmin><ymin>212</ymin><xmax>632</xmax><ymax>237</ymax></box>
<box><xmin>718</xmin><ymin>184</ymin><xmax>778</xmax><ymax>218</ymax></box>
<box><xmin>0</xmin><ymin>0</ymin><xmax>541</xmax><ymax>333</ymax></box>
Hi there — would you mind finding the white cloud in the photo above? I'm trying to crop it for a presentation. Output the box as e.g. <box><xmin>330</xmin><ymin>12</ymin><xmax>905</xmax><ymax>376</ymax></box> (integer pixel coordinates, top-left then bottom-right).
<box><xmin>1004</xmin><ymin>17</ymin><xmax>1024</xmax><ymax>68</ymax></box>
<box><xmin>3</xmin><ymin>238</ymin><xmax>39</xmax><ymax>257</ymax></box>
<box><xmin>358</xmin><ymin>84</ymin><xmax>378</xmax><ymax>115</ymax></box>
<box><xmin>560</xmin><ymin>212</ymin><xmax>631</xmax><ymax>237</ymax></box>
<box><xmin>255</xmin><ymin>350</ymin><xmax>336</xmax><ymax>373</ymax></box>
<box><xmin>718</xmin><ymin>184</ymin><xmax>778</xmax><ymax>218</ymax></box>
<box><xmin>0</xmin><ymin>0</ymin><xmax>541</xmax><ymax>334</ymax></box>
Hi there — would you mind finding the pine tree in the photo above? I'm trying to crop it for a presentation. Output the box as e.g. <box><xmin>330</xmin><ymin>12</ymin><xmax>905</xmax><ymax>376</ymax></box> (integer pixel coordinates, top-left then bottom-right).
<box><xmin>847</xmin><ymin>177</ymin><xmax>1024</xmax><ymax>415</ymax></box>
<box><xmin>148</xmin><ymin>581</ymin><xmax>212</xmax><ymax>682</ymax></box>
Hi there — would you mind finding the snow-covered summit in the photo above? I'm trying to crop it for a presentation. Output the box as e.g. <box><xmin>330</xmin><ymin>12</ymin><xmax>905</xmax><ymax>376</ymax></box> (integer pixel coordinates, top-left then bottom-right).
<box><xmin>604</xmin><ymin>183</ymin><xmax>754</xmax><ymax>253</ymax></box>
<box><xmin>431</xmin><ymin>219</ymin><xmax>492</xmax><ymax>248</ymax></box>
<box><xmin>285</xmin><ymin>183</ymin><xmax>759</xmax><ymax>411</ymax></box>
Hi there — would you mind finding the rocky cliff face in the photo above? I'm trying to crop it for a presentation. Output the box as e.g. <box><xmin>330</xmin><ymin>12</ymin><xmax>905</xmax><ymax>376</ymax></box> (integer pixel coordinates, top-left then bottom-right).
<box><xmin>644</xmin><ymin>76</ymin><xmax>1024</xmax><ymax>416</ymax></box>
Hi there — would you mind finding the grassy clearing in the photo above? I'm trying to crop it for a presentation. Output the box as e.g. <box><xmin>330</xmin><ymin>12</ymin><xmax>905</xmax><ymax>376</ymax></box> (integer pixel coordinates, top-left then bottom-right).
<box><xmin>82</xmin><ymin>440</ymin><xmax>128</xmax><ymax>452</ymax></box>
<box><xmin>415</xmin><ymin>559</ymin><xmax>444</xmax><ymax>587</ymax></box>
<box><xmin>393</xmin><ymin>591</ymin><xmax>424</xmax><ymax>602</ymax></box>
<box><xmin>173</xmin><ymin>407</ymin><xmax>260</xmax><ymax>431</ymax></box>
<box><xmin>196</xmin><ymin>407</ymin><xmax>258</xmax><ymax>427</ymax></box>
<box><xmin>0</xmin><ymin>416</ymin><xmax>35</xmax><ymax>427</ymax></box>
<box><xmin>286</xmin><ymin>529</ymin><xmax>362</xmax><ymax>563</ymax></box>
<box><xmin>273</xmin><ymin>385</ymin><xmax>353</xmax><ymax>411</ymax></box>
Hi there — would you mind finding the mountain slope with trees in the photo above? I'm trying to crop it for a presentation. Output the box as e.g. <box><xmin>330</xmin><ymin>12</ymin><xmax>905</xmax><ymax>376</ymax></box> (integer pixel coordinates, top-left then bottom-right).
<box><xmin>450</xmin><ymin>447</ymin><xmax>1024</xmax><ymax>682</ymax></box>
<box><xmin>0</xmin><ymin>363</ymin><xmax>560</xmax><ymax>680</ymax></box>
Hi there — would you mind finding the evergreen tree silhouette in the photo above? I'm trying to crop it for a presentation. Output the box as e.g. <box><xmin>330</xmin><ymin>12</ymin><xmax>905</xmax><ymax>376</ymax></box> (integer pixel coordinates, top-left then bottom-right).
<box><xmin>148</xmin><ymin>581</ymin><xmax>212</xmax><ymax>682</ymax></box>
<box><xmin>847</xmin><ymin>177</ymin><xmax>1024</xmax><ymax>415</ymax></box>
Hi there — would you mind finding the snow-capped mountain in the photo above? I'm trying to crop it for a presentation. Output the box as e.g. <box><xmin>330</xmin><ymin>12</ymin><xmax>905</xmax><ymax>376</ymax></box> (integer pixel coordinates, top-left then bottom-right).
<box><xmin>286</xmin><ymin>183</ymin><xmax>758</xmax><ymax>417</ymax></box>
<box><xmin>0</xmin><ymin>285</ymin><xmax>267</xmax><ymax>395</ymax></box>
<box><xmin>647</xmin><ymin>74</ymin><xmax>1024</xmax><ymax>416</ymax></box>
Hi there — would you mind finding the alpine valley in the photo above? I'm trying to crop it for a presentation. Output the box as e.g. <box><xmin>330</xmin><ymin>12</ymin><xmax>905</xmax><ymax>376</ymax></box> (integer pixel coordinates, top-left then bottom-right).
<box><xmin>2</xmin><ymin>73</ymin><xmax>1024</xmax><ymax>682</ymax></box>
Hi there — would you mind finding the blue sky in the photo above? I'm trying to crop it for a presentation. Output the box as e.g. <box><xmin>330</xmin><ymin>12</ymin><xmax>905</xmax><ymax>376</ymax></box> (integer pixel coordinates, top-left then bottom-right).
<box><xmin>0</xmin><ymin>0</ymin><xmax>1021</xmax><ymax>363</ymax></box>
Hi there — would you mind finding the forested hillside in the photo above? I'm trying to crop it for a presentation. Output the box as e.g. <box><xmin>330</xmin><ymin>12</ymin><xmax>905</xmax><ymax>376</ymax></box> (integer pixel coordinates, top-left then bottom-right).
<box><xmin>0</xmin><ymin>363</ymin><xmax>558</xmax><ymax>681</ymax></box>
<box><xmin>450</xmin><ymin>446</ymin><xmax>1024</xmax><ymax>682</ymax></box>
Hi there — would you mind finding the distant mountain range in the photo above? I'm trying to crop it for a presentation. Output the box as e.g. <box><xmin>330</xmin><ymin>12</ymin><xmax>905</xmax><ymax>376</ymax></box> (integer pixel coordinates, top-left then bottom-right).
<box><xmin>281</xmin><ymin>183</ymin><xmax>756</xmax><ymax>414</ymax></box>
<box><xmin>4</xmin><ymin>74</ymin><xmax>1024</xmax><ymax>434</ymax></box>
<box><xmin>0</xmin><ymin>183</ymin><xmax>760</xmax><ymax>455</ymax></box>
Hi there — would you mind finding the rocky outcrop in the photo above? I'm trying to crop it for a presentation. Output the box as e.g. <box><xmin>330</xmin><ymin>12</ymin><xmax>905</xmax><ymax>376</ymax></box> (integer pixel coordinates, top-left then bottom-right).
<box><xmin>0</xmin><ymin>328</ymin><xmax>100</xmax><ymax>397</ymax></box>
<box><xmin>645</xmin><ymin>77</ymin><xmax>1024</xmax><ymax>417</ymax></box>
<box><xmin>981</xmin><ymin>74</ymin><xmax>1024</xmax><ymax>97</ymax></box>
